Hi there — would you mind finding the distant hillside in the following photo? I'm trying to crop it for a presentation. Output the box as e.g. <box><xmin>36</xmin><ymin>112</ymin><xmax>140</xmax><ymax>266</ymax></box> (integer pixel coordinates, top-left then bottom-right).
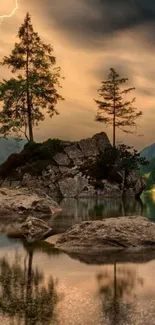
<box><xmin>0</xmin><ymin>138</ymin><xmax>27</xmax><ymax>164</ymax></box>
<box><xmin>139</xmin><ymin>143</ymin><xmax>155</xmax><ymax>190</ymax></box>
<box><xmin>140</xmin><ymin>143</ymin><xmax>155</xmax><ymax>161</ymax></box>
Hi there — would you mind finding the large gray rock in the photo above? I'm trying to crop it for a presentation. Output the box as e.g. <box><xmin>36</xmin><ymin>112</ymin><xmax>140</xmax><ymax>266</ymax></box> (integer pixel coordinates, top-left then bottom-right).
<box><xmin>64</xmin><ymin>144</ymin><xmax>84</xmax><ymax>160</ymax></box>
<box><xmin>92</xmin><ymin>132</ymin><xmax>111</xmax><ymax>152</ymax></box>
<box><xmin>56</xmin><ymin>216</ymin><xmax>155</xmax><ymax>254</ymax></box>
<box><xmin>124</xmin><ymin>171</ymin><xmax>146</xmax><ymax>197</ymax></box>
<box><xmin>78</xmin><ymin>138</ymin><xmax>99</xmax><ymax>157</ymax></box>
<box><xmin>53</xmin><ymin>152</ymin><xmax>71</xmax><ymax>166</ymax></box>
<box><xmin>0</xmin><ymin>188</ymin><xmax>61</xmax><ymax>220</ymax></box>
<box><xmin>58</xmin><ymin>174</ymin><xmax>89</xmax><ymax>197</ymax></box>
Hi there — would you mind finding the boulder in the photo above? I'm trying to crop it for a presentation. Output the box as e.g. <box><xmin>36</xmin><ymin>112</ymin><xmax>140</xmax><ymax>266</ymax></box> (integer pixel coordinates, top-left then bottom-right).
<box><xmin>0</xmin><ymin>187</ymin><xmax>61</xmax><ymax>221</ymax></box>
<box><xmin>58</xmin><ymin>174</ymin><xmax>89</xmax><ymax>197</ymax></box>
<box><xmin>53</xmin><ymin>152</ymin><xmax>71</xmax><ymax>166</ymax></box>
<box><xmin>56</xmin><ymin>216</ymin><xmax>155</xmax><ymax>255</ymax></box>
<box><xmin>21</xmin><ymin>216</ymin><xmax>53</xmax><ymax>242</ymax></box>
<box><xmin>78</xmin><ymin>138</ymin><xmax>99</xmax><ymax>157</ymax></box>
<box><xmin>64</xmin><ymin>144</ymin><xmax>84</xmax><ymax>160</ymax></box>
<box><xmin>8</xmin><ymin>217</ymin><xmax>53</xmax><ymax>242</ymax></box>
<box><xmin>124</xmin><ymin>171</ymin><xmax>146</xmax><ymax>198</ymax></box>
<box><xmin>92</xmin><ymin>132</ymin><xmax>111</xmax><ymax>152</ymax></box>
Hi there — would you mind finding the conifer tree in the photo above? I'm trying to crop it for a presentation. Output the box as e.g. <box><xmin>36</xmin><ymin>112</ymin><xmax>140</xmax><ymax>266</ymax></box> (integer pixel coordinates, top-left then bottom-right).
<box><xmin>95</xmin><ymin>68</ymin><xmax>142</xmax><ymax>147</ymax></box>
<box><xmin>0</xmin><ymin>13</ymin><xmax>64</xmax><ymax>141</ymax></box>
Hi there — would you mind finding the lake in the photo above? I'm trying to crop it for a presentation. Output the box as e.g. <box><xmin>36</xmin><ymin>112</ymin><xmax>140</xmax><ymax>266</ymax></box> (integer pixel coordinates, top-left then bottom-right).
<box><xmin>51</xmin><ymin>190</ymin><xmax>155</xmax><ymax>233</ymax></box>
<box><xmin>1</xmin><ymin>191</ymin><xmax>155</xmax><ymax>325</ymax></box>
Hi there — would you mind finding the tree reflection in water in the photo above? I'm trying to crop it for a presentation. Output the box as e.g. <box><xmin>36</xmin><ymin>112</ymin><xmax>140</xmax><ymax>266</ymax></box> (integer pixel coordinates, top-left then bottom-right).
<box><xmin>0</xmin><ymin>248</ymin><xmax>59</xmax><ymax>325</ymax></box>
<box><xmin>97</xmin><ymin>264</ymin><xmax>144</xmax><ymax>325</ymax></box>
<box><xmin>53</xmin><ymin>197</ymin><xmax>146</xmax><ymax>234</ymax></box>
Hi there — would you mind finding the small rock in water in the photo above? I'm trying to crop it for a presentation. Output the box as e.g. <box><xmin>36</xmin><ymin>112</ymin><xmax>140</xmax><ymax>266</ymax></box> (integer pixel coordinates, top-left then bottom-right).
<box><xmin>21</xmin><ymin>216</ymin><xmax>53</xmax><ymax>243</ymax></box>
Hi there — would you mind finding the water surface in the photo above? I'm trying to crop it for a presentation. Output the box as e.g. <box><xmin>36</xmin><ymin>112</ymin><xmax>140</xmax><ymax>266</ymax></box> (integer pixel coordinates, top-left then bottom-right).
<box><xmin>0</xmin><ymin>237</ymin><xmax>155</xmax><ymax>325</ymax></box>
<box><xmin>52</xmin><ymin>191</ymin><xmax>154</xmax><ymax>233</ymax></box>
<box><xmin>1</xmin><ymin>191</ymin><xmax>155</xmax><ymax>324</ymax></box>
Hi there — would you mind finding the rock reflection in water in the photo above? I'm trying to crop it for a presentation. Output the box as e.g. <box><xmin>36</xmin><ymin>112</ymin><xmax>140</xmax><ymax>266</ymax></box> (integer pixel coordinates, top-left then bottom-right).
<box><xmin>51</xmin><ymin>198</ymin><xmax>146</xmax><ymax>233</ymax></box>
<box><xmin>0</xmin><ymin>247</ymin><xmax>59</xmax><ymax>325</ymax></box>
<box><xmin>97</xmin><ymin>264</ymin><xmax>144</xmax><ymax>325</ymax></box>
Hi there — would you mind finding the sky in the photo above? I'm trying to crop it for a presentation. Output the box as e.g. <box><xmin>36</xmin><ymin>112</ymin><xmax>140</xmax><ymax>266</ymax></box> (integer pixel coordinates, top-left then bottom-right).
<box><xmin>0</xmin><ymin>0</ymin><xmax>155</xmax><ymax>150</ymax></box>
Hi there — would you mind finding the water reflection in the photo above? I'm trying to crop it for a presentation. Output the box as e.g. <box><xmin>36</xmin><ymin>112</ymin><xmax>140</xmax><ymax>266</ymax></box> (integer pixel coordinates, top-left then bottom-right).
<box><xmin>52</xmin><ymin>198</ymin><xmax>146</xmax><ymax>233</ymax></box>
<box><xmin>0</xmin><ymin>237</ymin><xmax>155</xmax><ymax>325</ymax></box>
<box><xmin>0</xmin><ymin>248</ymin><xmax>59</xmax><ymax>325</ymax></box>
<box><xmin>97</xmin><ymin>265</ymin><xmax>144</xmax><ymax>325</ymax></box>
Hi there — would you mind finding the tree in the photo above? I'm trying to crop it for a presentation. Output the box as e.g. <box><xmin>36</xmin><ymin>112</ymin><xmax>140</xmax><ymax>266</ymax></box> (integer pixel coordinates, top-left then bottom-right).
<box><xmin>0</xmin><ymin>12</ymin><xmax>64</xmax><ymax>141</ymax></box>
<box><xmin>85</xmin><ymin>144</ymin><xmax>148</xmax><ymax>184</ymax></box>
<box><xmin>95</xmin><ymin>68</ymin><xmax>142</xmax><ymax>147</ymax></box>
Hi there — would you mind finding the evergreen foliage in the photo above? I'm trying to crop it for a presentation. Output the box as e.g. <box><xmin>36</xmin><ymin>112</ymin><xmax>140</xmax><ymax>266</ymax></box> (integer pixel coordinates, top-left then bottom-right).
<box><xmin>95</xmin><ymin>68</ymin><xmax>142</xmax><ymax>147</ymax></box>
<box><xmin>0</xmin><ymin>138</ymin><xmax>63</xmax><ymax>179</ymax></box>
<box><xmin>0</xmin><ymin>13</ymin><xmax>64</xmax><ymax>141</ymax></box>
<box><xmin>86</xmin><ymin>144</ymin><xmax>149</xmax><ymax>184</ymax></box>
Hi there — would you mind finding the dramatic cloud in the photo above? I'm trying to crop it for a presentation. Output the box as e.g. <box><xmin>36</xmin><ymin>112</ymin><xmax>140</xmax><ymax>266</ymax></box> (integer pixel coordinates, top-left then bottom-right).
<box><xmin>35</xmin><ymin>0</ymin><xmax>155</xmax><ymax>49</ymax></box>
<box><xmin>0</xmin><ymin>0</ymin><xmax>155</xmax><ymax>150</ymax></box>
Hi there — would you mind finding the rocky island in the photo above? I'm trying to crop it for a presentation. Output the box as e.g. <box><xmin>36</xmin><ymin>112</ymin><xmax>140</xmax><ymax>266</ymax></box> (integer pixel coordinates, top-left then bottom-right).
<box><xmin>0</xmin><ymin>132</ymin><xmax>146</xmax><ymax>198</ymax></box>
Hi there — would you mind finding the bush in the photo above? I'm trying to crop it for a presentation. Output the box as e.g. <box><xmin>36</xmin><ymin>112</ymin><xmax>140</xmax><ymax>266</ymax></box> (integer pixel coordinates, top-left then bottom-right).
<box><xmin>24</xmin><ymin>138</ymin><xmax>63</xmax><ymax>160</ymax></box>
<box><xmin>0</xmin><ymin>138</ymin><xmax>63</xmax><ymax>179</ymax></box>
<box><xmin>86</xmin><ymin>144</ymin><xmax>149</xmax><ymax>184</ymax></box>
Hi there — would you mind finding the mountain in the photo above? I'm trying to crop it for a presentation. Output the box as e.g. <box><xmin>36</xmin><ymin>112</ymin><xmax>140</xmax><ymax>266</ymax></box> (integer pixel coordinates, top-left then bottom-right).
<box><xmin>0</xmin><ymin>138</ymin><xmax>27</xmax><ymax>164</ymax></box>
<box><xmin>140</xmin><ymin>143</ymin><xmax>155</xmax><ymax>161</ymax></box>
<box><xmin>139</xmin><ymin>143</ymin><xmax>155</xmax><ymax>190</ymax></box>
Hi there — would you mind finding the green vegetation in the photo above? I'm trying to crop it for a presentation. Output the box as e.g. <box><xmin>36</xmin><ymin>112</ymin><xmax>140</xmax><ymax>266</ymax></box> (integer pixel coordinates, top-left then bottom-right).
<box><xmin>0</xmin><ymin>138</ymin><xmax>63</xmax><ymax>179</ymax></box>
<box><xmin>95</xmin><ymin>68</ymin><xmax>142</xmax><ymax>147</ymax></box>
<box><xmin>0</xmin><ymin>12</ymin><xmax>64</xmax><ymax>141</ymax></box>
<box><xmin>24</xmin><ymin>138</ymin><xmax>63</xmax><ymax>160</ymax></box>
<box><xmin>140</xmin><ymin>156</ymin><xmax>155</xmax><ymax>190</ymax></box>
<box><xmin>85</xmin><ymin>144</ymin><xmax>148</xmax><ymax>186</ymax></box>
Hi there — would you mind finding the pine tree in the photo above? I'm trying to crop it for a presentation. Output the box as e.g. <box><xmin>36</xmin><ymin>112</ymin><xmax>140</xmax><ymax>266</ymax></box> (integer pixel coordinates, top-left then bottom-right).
<box><xmin>0</xmin><ymin>13</ymin><xmax>64</xmax><ymax>141</ymax></box>
<box><xmin>95</xmin><ymin>68</ymin><xmax>142</xmax><ymax>147</ymax></box>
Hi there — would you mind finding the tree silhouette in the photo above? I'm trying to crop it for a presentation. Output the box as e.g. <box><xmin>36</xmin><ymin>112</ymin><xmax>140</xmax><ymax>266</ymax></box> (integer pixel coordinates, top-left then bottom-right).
<box><xmin>95</xmin><ymin>68</ymin><xmax>142</xmax><ymax>147</ymax></box>
<box><xmin>0</xmin><ymin>12</ymin><xmax>64</xmax><ymax>141</ymax></box>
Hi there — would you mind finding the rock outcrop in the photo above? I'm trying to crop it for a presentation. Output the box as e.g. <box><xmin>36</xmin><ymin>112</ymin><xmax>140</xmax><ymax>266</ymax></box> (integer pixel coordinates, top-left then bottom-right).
<box><xmin>56</xmin><ymin>216</ymin><xmax>155</xmax><ymax>255</ymax></box>
<box><xmin>0</xmin><ymin>132</ymin><xmax>145</xmax><ymax>198</ymax></box>
<box><xmin>0</xmin><ymin>187</ymin><xmax>61</xmax><ymax>221</ymax></box>
<box><xmin>124</xmin><ymin>171</ymin><xmax>146</xmax><ymax>197</ymax></box>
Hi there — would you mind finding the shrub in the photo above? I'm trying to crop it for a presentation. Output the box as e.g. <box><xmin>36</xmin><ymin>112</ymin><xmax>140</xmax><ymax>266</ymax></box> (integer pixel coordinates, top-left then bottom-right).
<box><xmin>0</xmin><ymin>138</ymin><xmax>63</xmax><ymax>179</ymax></box>
<box><xmin>86</xmin><ymin>144</ymin><xmax>149</xmax><ymax>184</ymax></box>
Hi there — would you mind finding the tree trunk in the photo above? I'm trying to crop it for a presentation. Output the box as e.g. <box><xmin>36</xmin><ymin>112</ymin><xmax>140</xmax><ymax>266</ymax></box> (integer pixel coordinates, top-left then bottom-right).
<box><xmin>113</xmin><ymin>75</ymin><xmax>116</xmax><ymax>148</ymax></box>
<box><xmin>26</xmin><ymin>18</ymin><xmax>34</xmax><ymax>142</ymax></box>
<box><xmin>113</xmin><ymin>109</ymin><xmax>116</xmax><ymax>148</ymax></box>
